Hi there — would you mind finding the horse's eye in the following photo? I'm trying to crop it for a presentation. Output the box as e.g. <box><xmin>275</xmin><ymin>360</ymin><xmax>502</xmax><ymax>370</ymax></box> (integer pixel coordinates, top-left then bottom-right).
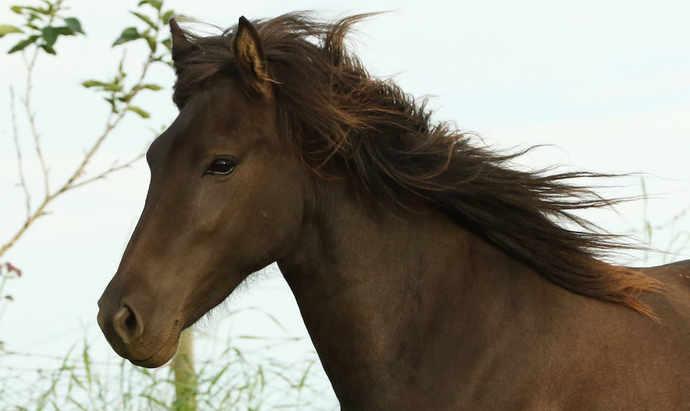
<box><xmin>205</xmin><ymin>158</ymin><xmax>236</xmax><ymax>175</ymax></box>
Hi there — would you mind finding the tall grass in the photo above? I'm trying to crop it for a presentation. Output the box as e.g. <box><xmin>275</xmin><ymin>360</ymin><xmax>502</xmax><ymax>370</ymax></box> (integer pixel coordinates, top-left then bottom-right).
<box><xmin>0</xmin><ymin>312</ymin><xmax>337</xmax><ymax>411</ymax></box>
<box><xmin>637</xmin><ymin>177</ymin><xmax>690</xmax><ymax>265</ymax></box>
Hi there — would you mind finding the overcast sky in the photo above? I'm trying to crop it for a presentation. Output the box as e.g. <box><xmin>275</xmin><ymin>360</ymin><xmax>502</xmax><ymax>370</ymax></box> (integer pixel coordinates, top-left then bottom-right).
<box><xmin>1</xmin><ymin>0</ymin><xmax>689</xmax><ymax>403</ymax></box>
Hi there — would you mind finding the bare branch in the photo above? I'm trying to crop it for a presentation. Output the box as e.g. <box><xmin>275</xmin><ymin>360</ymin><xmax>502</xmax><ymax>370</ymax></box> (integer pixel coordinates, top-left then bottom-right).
<box><xmin>10</xmin><ymin>86</ymin><xmax>31</xmax><ymax>221</ymax></box>
<box><xmin>1</xmin><ymin>36</ymin><xmax>157</xmax><ymax>259</ymax></box>
<box><xmin>0</xmin><ymin>198</ymin><xmax>49</xmax><ymax>258</ymax></box>
<box><xmin>21</xmin><ymin>30</ymin><xmax>50</xmax><ymax>199</ymax></box>
<box><xmin>66</xmin><ymin>152</ymin><xmax>144</xmax><ymax>192</ymax></box>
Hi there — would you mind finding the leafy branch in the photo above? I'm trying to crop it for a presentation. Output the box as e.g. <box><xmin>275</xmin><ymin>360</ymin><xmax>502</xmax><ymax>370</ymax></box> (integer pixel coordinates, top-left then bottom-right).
<box><xmin>2</xmin><ymin>0</ymin><xmax>84</xmax><ymax>56</ymax></box>
<box><xmin>0</xmin><ymin>0</ymin><xmax>176</xmax><ymax>259</ymax></box>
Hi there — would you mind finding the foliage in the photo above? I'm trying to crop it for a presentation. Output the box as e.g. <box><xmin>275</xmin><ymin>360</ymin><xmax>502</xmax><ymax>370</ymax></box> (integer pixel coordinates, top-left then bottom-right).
<box><xmin>82</xmin><ymin>0</ymin><xmax>177</xmax><ymax>118</ymax></box>
<box><xmin>4</xmin><ymin>0</ymin><xmax>84</xmax><ymax>55</ymax></box>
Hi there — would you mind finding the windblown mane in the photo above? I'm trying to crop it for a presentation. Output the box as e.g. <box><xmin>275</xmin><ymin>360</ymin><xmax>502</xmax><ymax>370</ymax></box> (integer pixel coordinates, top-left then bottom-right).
<box><xmin>171</xmin><ymin>12</ymin><xmax>661</xmax><ymax>316</ymax></box>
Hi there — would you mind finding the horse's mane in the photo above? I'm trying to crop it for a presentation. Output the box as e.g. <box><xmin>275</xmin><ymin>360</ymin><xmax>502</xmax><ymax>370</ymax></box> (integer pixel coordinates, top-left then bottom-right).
<box><xmin>171</xmin><ymin>12</ymin><xmax>661</xmax><ymax>317</ymax></box>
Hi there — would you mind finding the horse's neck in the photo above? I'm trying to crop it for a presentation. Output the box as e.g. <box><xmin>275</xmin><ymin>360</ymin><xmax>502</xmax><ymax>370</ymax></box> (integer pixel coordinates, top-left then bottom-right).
<box><xmin>278</xmin><ymin>183</ymin><xmax>571</xmax><ymax>410</ymax></box>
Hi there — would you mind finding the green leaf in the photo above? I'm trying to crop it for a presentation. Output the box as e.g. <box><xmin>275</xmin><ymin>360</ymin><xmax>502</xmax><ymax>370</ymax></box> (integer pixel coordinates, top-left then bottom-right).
<box><xmin>54</xmin><ymin>26</ymin><xmax>75</xmax><ymax>36</ymax></box>
<box><xmin>119</xmin><ymin>92</ymin><xmax>134</xmax><ymax>103</ymax></box>
<box><xmin>64</xmin><ymin>17</ymin><xmax>85</xmax><ymax>35</ymax></box>
<box><xmin>162</xmin><ymin>10</ymin><xmax>174</xmax><ymax>24</ymax></box>
<box><xmin>131</xmin><ymin>11</ymin><xmax>157</xmax><ymax>30</ymax></box>
<box><xmin>42</xmin><ymin>26</ymin><xmax>57</xmax><ymax>47</ymax></box>
<box><xmin>11</xmin><ymin>6</ymin><xmax>23</xmax><ymax>14</ymax></box>
<box><xmin>0</xmin><ymin>25</ymin><xmax>23</xmax><ymax>37</ymax></box>
<box><xmin>8</xmin><ymin>35</ymin><xmax>39</xmax><ymax>53</ymax></box>
<box><xmin>83</xmin><ymin>80</ymin><xmax>122</xmax><ymax>92</ymax></box>
<box><xmin>131</xmin><ymin>84</ymin><xmax>162</xmax><ymax>95</ymax></box>
<box><xmin>82</xmin><ymin>342</ymin><xmax>92</xmax><ymax>387</ymax></box>
<box><xmin>126</xmin><ymin>106</ymin><xmax>150</xmax><ymax>118</ymax></box>
<box><xmin>138</xmin><ymin>0</ymin><xmax>162</xmax><ymax>10</ymax></box>
<box><xmin>40</xmin><ymin>43</ymin><xmax>56</xmax><ymax>55</ymax></box>
<box><xmin>105</xmin><ymin>84</ymin><xmax>124</xmax><ymax>92</ymax></box>
<box><xmin>82</xmin><ymin>80</ymin><xmax>108</xmax><ymax>88</ymax></box>
<box><xmin>145</xmin><ymin>35</ymin><xmax>156</xmax><ymax>53</ymax></box>
<box><xmin>140</xmin><ymin>84</ymin><xmax>162</xmax><ymax>91</ymax></box>
<box><xmin>113</xmin><ymin>27</ymin><xmax>139</xmax><ymax>46</ymax></box>
<box><xmin>23</xmin><ymin>6</ymin><xmax>49</xmax><ymax>15</ymax></box>
<box><xmin>161</xmin><ymin>37</ymin><xmax>172</xmax><ymax>51</ymax></box>
<box><xmin>103</xmin><ymin>96</ymin><xmax>118</xmax><ymax>113</ymax></box>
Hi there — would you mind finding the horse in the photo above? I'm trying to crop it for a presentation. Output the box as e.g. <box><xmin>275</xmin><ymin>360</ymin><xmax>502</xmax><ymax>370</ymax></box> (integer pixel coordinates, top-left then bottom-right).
<box><xmin>97</xmin><ymin>13</ymin><xmax>690</xmax><ymax>410</ymax></box>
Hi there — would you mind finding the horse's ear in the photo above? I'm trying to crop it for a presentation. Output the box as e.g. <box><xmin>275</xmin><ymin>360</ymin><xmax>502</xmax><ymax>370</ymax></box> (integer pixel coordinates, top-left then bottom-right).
<box><xmin>232</xmin><ymin>16</ymin><xmax>270</xmax><ymax>95</ymax></box>
<box><xmin>169</xmin><ymin>18</ymin><xmax>190</xmax><ymax>63</ymax></box>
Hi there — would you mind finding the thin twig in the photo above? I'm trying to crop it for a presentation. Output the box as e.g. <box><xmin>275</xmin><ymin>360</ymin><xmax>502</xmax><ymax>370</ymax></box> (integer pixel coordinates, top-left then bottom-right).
<box><xmin>0</xmin><ymin>195</ymin><xmax>50</xmax><ymax>258</ymax></box>
<box><xmin>10</xmin><ymin>86</ymin><xmax>31</xmax><ymax>221</ymax></box>
<box><xmin>66</xmin><ymin>153</ymin><xmax>145</xmax><ymax>191</ymax></box>
<box><xmin>58</xmin><ymin>49</ymin><xmax>154</xmax><ymax>196</ymax></box>
<box><xmin>20</xmin><ymin>14</ymin><xmax>57</xmax><ymax>199</ymax></box>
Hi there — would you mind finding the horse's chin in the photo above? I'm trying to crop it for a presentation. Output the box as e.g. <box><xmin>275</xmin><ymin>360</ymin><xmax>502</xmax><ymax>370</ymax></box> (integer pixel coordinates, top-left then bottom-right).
<box><xmin>129</xmin><ymin>331</ymin><xmax>181</xmax><ymax>369</ymax></box>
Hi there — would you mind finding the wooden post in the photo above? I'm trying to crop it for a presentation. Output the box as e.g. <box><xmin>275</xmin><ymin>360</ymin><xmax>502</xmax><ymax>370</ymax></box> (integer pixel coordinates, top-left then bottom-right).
<box><xmin>171</xmin><ymin>329</ymin><xmax>197</xmax><ymax>411</ymax></box>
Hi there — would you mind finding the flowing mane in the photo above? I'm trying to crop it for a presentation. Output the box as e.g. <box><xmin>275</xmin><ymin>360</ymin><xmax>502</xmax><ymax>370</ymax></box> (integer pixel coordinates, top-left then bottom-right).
<box><xmin>170</xmin><ymin>12</ymin><xmax>661</xmax><ymax>316</ymax></box>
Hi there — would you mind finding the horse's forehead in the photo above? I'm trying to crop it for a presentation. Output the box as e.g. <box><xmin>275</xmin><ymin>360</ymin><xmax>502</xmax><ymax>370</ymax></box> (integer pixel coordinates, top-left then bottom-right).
<box><xmin>191</xmin><ymin>78</ymin><xmax>274</xmax><ymax>128</ymax></box>
<box><xmin>146</xmin><ymin>94</ymin><xmax>206</xmax><ymax>162</ymax></box>
<box><xmin>148</xmin><ymin>79</ymin><xmax>276</xmax><ymax>163</ymax></box>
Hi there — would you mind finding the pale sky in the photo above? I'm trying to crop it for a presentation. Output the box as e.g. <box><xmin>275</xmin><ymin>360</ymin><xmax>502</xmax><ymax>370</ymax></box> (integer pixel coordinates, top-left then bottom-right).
<box><xmin>1</xmin><ymin>0</ymin><xmax>689</xmax><ymax>406</ymax></box>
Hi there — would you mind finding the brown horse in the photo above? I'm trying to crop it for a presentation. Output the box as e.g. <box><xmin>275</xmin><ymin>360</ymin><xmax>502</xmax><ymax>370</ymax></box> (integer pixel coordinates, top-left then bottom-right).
<box><xmin>97</xmin><ymin>13</ymin><xmax>690</xmax><ymax>410</ymax></box>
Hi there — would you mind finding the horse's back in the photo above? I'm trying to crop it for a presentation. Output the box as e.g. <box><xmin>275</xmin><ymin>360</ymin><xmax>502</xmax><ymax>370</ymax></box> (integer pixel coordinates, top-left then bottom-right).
<box><xmin>551</xmin><ymin>260</ymin><xmax>690</xmax><ymax>410</ymax></box>
<box><xmin>625</xmin><ymin>259</ymin><xmax>690</xmax><ymax>408</ymax></box>
<box><xmin>642</xmin><ymin>259</ymin><xmax>690</xmax><ymax>345</ymax></box>
<box><xmin>643</xmin><ymin>259</ymin><xmax>690</xmax><ymax>315</ymax></box>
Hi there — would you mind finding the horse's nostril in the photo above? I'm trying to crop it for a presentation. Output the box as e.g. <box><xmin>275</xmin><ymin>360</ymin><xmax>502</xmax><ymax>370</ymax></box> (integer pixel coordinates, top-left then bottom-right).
<box><xmin>125</xmin><ymin>312</ymin><xmax>137</xmax><ymax>330</ymax></box>
<box><xmin>113</xmin><ymin>305</ymin><xmax>142</xmax><ymax>345</ymax></box>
